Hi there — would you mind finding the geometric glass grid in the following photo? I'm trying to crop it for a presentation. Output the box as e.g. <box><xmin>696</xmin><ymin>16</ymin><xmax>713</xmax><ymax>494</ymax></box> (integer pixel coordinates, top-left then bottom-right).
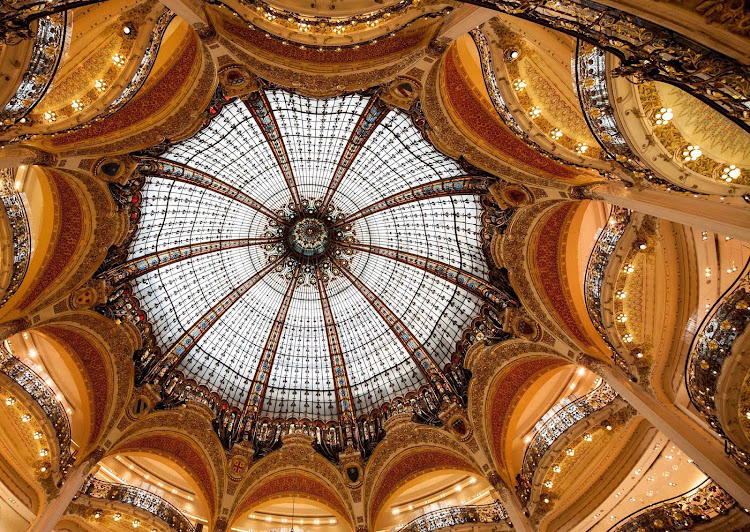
<box><xmin>123</xmin><ymin>89</ymin><xmax>495</xmax><ymax>421</ymax></box>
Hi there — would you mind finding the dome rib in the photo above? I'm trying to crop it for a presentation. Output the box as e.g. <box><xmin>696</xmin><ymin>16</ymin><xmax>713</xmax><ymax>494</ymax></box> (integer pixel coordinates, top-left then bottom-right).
<box><xmin>242</xmin><ymin>263</ymin><xmax>301</xmax><ymax>419</ymax></box>
<box><xmin>332</xmin><ymin>255</ymin><xmax>453</xmax><ymax>398</ymax></box>
<box><xmin>140</xmin><ymin>254</ymin><xmax>288</xmax><ymax>382</ymax></box>
<box><xmin>245</xmin><ymin>90</ymin><xmax>302</xmax><ymax>207</ymax></box>
<box><xmin>320</xmin><ymin>97</ymin><xmax>389</xmax><ymax>211</ymax></box>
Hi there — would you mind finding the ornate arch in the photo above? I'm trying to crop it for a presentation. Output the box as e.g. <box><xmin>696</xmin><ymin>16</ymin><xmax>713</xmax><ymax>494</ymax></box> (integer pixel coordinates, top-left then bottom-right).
<box><xmin>436</xmin><ymin>39</ymin><xmax>593</xmax><ymax>185</ymax></box>
<box><xmin>231</xmin><ymin>470</ymin><xmax>352</xmax><ymax>529</ymax></box>
<box><xmin>0</xmin><ymin>168</ymin><xmax>124</xmax><ymax>320</ymax></box>
<box><xmin>230</xmin><ymin>436</ymin><xmax>355</xmax><ymax>528</ymax></box>
<box><xmin>363</xmin><ymin>420</ymin><xmax>483</xmax><ymax>525</ymax></box>
<box><xmin>107</xmin><ymin>406</ymin><xmax>226</xmax><ymax>519</ymax></box>
<box><xmin>31</xmin><ymin>311</ymin><xmax>137</xmax><ymax>456</ymax></box>
<box><xmin>465</xmin><ymin>339</ymin><xmax>570</xmax><ymax>483</ymax></box>
<box><xmin>34</xmin><ymin>21</ymin><xmax>215</xmax><ymax>155</ymax></box>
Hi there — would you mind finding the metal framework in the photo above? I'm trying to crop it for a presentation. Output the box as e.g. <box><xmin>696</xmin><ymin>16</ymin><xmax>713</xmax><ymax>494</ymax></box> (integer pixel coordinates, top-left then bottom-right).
<box><xmin>107</xmin><ymin>89</ymin><xmax>513</xmax><ymax>451</ymax></box>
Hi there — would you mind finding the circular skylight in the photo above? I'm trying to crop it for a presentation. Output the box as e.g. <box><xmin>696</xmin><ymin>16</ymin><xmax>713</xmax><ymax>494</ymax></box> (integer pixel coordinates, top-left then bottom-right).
<box><xmin>108</xmin><ymin>88</ymin><xmax>509</xmax><ymax>422</ymax></box>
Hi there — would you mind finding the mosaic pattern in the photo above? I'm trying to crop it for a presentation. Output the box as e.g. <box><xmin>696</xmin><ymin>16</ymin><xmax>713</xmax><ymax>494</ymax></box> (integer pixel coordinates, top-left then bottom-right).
<box><xmin>106</xmin><ymin>88</ymin><xmax>513</xmax><ymax>425</ymax></box>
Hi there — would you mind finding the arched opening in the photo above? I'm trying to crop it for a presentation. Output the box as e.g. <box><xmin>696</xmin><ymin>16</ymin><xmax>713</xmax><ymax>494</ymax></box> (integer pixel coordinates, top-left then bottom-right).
<box><xmin>373</xmin><ymin>470</ymin><xmax>494</xmax><ymax>532</ymax></box>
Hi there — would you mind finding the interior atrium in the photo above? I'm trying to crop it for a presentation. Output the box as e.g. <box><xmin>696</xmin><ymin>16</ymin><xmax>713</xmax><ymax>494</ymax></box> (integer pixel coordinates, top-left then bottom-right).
<box><xmin>1</xmin><ymin>0</ymin><xmax>750</xmax><ymax>531</ymax></box>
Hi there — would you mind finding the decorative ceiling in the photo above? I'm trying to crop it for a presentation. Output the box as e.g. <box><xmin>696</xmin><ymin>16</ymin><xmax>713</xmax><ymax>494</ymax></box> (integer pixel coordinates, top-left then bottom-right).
<box><xmin>102</xmin><ymin>88</ymin><xmax>513</xmax><ymax>422</ymax></box>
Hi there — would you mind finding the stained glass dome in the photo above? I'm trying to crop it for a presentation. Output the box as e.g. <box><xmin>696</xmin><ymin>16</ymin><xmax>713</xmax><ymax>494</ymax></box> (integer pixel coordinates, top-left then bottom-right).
<box><xmin>107</xmin><ymin>88</ymin><xmax>512</xmax><ymax>423</ymax></box>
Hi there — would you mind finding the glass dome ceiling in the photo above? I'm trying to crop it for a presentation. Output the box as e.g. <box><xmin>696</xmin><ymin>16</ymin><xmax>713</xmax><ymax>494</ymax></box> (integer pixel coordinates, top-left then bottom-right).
<box><xmin>108</xmin><ymin>88</ymin><xmax>512</xmax><ymax>423</ymax></box>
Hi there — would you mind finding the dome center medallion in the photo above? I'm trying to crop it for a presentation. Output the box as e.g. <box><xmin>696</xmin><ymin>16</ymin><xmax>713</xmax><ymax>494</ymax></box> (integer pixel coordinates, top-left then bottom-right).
<box><xmin>288</xmin><ymin>217</ymin><xmax>330</xmax><ymax>257</ymax></box>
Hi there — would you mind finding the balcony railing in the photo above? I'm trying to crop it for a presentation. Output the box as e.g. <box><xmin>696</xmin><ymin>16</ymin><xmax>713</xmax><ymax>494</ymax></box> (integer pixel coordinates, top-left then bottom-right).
<box><xmin>475</xmin><ymin>0</ymin><xmax>750</xmax><ymax>134</ymax></box>
<box><xmin>399</xmin><ymin>502</ymin><xmax>510</xmax><ymax>532</ymax></box>
<box><xmin>609</xmin><ymin>480</ymin><xmax>735</xmax><ymax>531</ymax></box>
<box><xmin>686</xmin><ymin>258</ymin><xmax>750</xmax><ymax>471</ymax></box>
<box><xmin>0</xmin><ymin>345</ymin><xmax>74</xmax><ymax>475</ymax></box>
<box><xmin>0</xmin><ymin>168</ymin><xmax>31</xmax><ymax>306</ymax></box>
<box><xmin>574</xmin><ymin>42</ymin><xmax>692</xmax><ymax>194</ymax></box>
<box><xmin>517</xmin><ymin>382</ymin><xmax>618</xmax><ymax>502</ymax></box>
<box><xmin>81</xmin><ymin>476</ymin><xmax>195</xmax><ymax>532</ymax></box>
<box><xmin>0</xmin><ymin>12</ymin><xmax>67</xmax><ymax>129</ymax></box>
<box><xmin>470</xmin><ymin>29</ymin><xmax>577</xmax><ymax>170</ymax></box>
<box><xmin>582</xmin><ymin>206</ymin><xmax>631</xmax><ymax>373</ymax></box>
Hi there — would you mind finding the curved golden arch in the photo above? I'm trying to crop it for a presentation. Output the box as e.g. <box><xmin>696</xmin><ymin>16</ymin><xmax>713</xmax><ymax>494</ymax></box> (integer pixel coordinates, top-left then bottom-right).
<box><xmin>367</xmin><ymin>445</ymin><xmax>482</xmax><ymax>524</ymax></box>
<box><xmin>230</xmin><ymin>469</ymin><xmax>354</xmax><ymax>530</ymax></box>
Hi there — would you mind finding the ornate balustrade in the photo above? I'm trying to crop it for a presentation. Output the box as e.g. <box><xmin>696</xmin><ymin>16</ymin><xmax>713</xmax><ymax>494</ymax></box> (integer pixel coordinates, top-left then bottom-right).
<box><xmin>80</xmin><ymin>476</ymin><xmax>195</xmax><ymax>532</ymax></box>
<box><xmin>399</xmin><ymin>502</ymin><xmax>510</xmax><ymax>532</ymax></box>
<box><xmin>473</xmin><ymin>0</ymin><xmax>750</xmax><ymax>134</ymax></box>
<box><xmin>11</xmin><ymin>9</ymin><xmax>176</xmax><ymax>142</ymax></box>
<box><xmin>0</xmin><ymin>168</ymin><xmax>31</xmax><ymax>306</ymax></box>
<box><xmin>516</xmin><ymin>382</ymin><xmax>618</xmax><ymax>502</ymax></box>
<box><xmin>0</xmin><ymin>13</ymin><xmax>66</xmax><ymax>129</ymax></box>
<box><xmin>574</xmin><ymin>42</ymin><xmax>695</xmax><ymax>194</ymax></box>
<box><xmin>686</xmin><ymin>259</ymin><xmax>750</xmax><ymax>471</ymax></box>
<box><xmin>609</xmin><ymin>480</ymin><xmax>735</xmax><ymax>531</ymax></box>
<box><xmin>583</xmin><ymin>206</ymin><xmax>631</xmax><ymax>372</ymax></box>
<box><xmin>470</xmin><ymin>29</ymin><xmax>582</xmax><ymax>170</ymax></box>
<box><xmin>0</xmin><ymin>345</ymin><xmax>74</xmax><ymax>475</ymax></box>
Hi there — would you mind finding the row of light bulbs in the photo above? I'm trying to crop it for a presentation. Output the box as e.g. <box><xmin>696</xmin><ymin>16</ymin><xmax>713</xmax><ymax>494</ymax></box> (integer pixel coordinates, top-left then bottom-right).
<box><xmin>391</xmin><ymin>477</ymin><xmax>480</xmax><ymax>516</ymax></box>
<box><xmin>247</xmin><ymin>513</ymin><xmax>336</xmax><ymax>525</ymax></box>
<box><xmin>541</xmin><ymin>423</ymin><xmax>613</xmax><ymax>504</ymax></box>
<box><xmin>655</xmin><ymin>108</ymin><xmax>744</xmax><ymax>183</ymax></box>
<box><xmin>40</xmin><ymin>25</ymin><xmax>132</xmax><ymax>124</ymax></box>
<box><xmin>94</xmin><ymin>509</ymin><xmax>155</xmax><ymax>530</ymax></box>
<box><xmin>4</xmin><ymin>395</ymin><xmax>49</xmax><ymax>470</ymax></box>
<box><xmin>511</xmin><ymin>78</ymin><xmax>591</xmax><ymax>154</ymax></box>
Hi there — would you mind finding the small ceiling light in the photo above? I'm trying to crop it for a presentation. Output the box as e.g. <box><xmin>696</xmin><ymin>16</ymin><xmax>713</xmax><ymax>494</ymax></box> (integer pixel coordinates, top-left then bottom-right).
<box><xmin>722</xmin><ymin>165</ymin><xmax>741</xmax><ymax>182</ymax></box>
<box><xmin>39</xmin><ymin>448</ymin><xmax>49</xmax><ymax>457</ymax></box>
<box><xmin>615</xmin><ymin>290</ymin><xmax>627</xmax><ymax>300</ymax></box>
<box><xmin>21</xmin><ymin>413</ymin><xmax>31</xmax><ymax>422</ymax></box>
<box><xmin>543</xmin><ymin>497</ymin><xmax>550</xmax><ymax>503</ymax></box>
<box><xmin>654</xmin><ymin>107</ymin><xmax>673</xmax><ymax>125</ymax></box>
<box><xmin>123</xmin><ymin>25</ymin><xmax>132</xmax><ymax>35</ymax></box>
<box><xmin>113</xmin><ymin>513</ymin><xmax>121</xmax><ymax>521</ymax></box>
<box><xmin>583</xmin><ymin>433</ymin><xmax>593</xmax><ymax>442</ymax></box>
<box><xmin>112</xmin><ymin>53</ymin><xmax>126</xmax><ymax>67</ymax></box>
<box><xmin>623</xmin><ymin>263</ymin><xmax>635</xmax><ymax>274</ymax></box>
<box><xmin>682</xmin><ymin>145</ymin><xmax>702</xmax><ymax>162</ymax></box>
<box><xmin>19</xmin><ymin>117</ymin><xmax>27</xmax><ymax>123</ymax></box>
<box><xmin>40</xmin><ymin>466</ymin><xmax>47</xmax><ymax>472</ymax></box>
<box><xmin>552</xmin><ymin>465</ymin><xmax>561</xmax><ymax>473</ymax></box>
<box><xmin>550</xmin><ymin>128</ymin><xmax>563</xmax><ymax>140</ymax></box>
<box><xmin>43</xmin><ymin>111</ymin><xmax>57</xmax><ymax>123</ymax></box>
<box><xmin>71</xmin><ymin>99</ymin><xmax>84</xmax><ymax>112</ymax></box>
<box><xmin>5</xmin><ymin>397</ymin><xmax>15</xmax><ymax>406</ymax></box>
<box><xmin>132</xmin><ymin>519</ymin><xmax>140</xmax><ymax>528</ymax></box>
<box><xmin>544</xmin><ymin>480</ymin><xmax>553</xmax><ymax>488</ymax></box>
<box><xmin>635</xmin><ymin>351</ymin><xmax>644</xmax><ymax>359</ymax></box>
<box><xmin>565</xmin><ymin>448</ymin><xmax>575</xmax><ymax>456</ymax></box>
<box><xmin>615</xmin><ymin>313</ymin><xmax>628</xmax><ymax>323</ymax></box>
<box><xmin>508</xmin><ymin>49</ymin><xmax>520</xmax><ymax>60</ymax></box>
<box><xmin>529</xmin><ymin>105</ymin><xmax>542</xmax><ymax>119</ymax></box>
<box><xmin>33</xmin><ymin>431</ymin><xmax>43</xmax><ymax>439</ymax></box>
<box><xmin>575</xmin><ymin>142</ymin><xmax>589</xmax><ymax>154</ymax></box>
<box><xmin>94</xmin><ymin>510</ymin><xmax>102</xmax><ymax>519</ymax></box>
<box><xmin>512</xmin><ymin>79</ymin><xmax>526</xmax><ymax>91</ymax></box>
<box><xmin>392</xmin><ymin>508</ymin><xmax>400</xmax><ymax>515</ymax></box>
<box><xmin>622</xmin><ymin>333</ymin><xmax>634</xmax><ymax>343</ymax></box>
<box><xmin>95</xmin><ymin>79</ymin><xmax>107</xmax><ymax>92</ymax></box>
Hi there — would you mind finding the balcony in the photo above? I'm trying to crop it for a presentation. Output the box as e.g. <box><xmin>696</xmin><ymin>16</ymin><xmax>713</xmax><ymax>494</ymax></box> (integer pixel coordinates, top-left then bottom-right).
<box><xmin>0</xmin><ymin>344</ymin><xmax>74</xmax><ymax>476</ymax></box>
<box><xmin>398</xmin><ymin>502</ymin><xmax>511</xmax><ymax>532</ymax></box>
<box><xmin>80</xmin><ymin>476</ymin><xmax>195</xmax><ymax>532</ymax></box>
<box><xmin>516</xmin><ymin>381</ymin><xmax>618</xmax><ymax>503</ymax></box>
<box><xmin>609</xmin><ymin>480</ymin><xmax>735</xmax><ymax>531</ymax></box>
